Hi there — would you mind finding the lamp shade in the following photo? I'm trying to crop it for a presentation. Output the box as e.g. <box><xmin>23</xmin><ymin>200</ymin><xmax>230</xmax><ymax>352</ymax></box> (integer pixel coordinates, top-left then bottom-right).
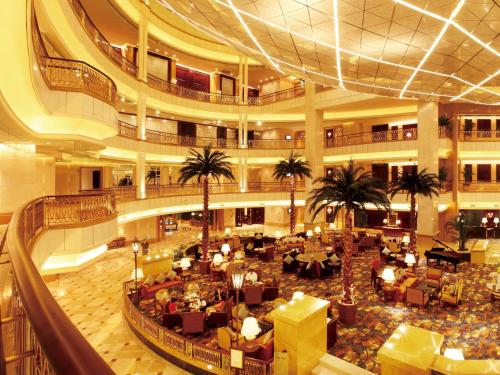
<box><xmin>329</xmin><ymin>223</ymin><xmax>336</xmax><ymax>230</ymax></box>
<box><xmin>224</xmin><ymin>227</ymin><xmax>232</xmax><ymax>236</ymax></box>
<box><xmin>213</xmin><ymin>253</ymin><xmax>223</xmax><ymax>265</ymax></box>
<box><xmin>482</xmin><ymin>217</ymin><xmax>488</xmax><ymax>224</ymax></box>
<box><xmin>232</xmin><ymin>271</ymin><xmax>245</xmax><ymax>289</ymax></box>
<box><xmin>275</xmin><ymin>230</ymin><xmax>282</xmax><ymax>239</ymax></box>
<box><xmin>383</xmin><ymin>218</ymin><xmax>388</xmax><ymax>225</ymax></box>
<box><xmin>444</xmin><ymin>348</ymin><xmax>464</xmax><ymax>360</ymax></box>
<box><xmin>240</xmin><ymin>317</ymin><xmax>261</xmax><ymax>340</ymax></box>
<box><xmin>402</xmin><ymin>235</ymin><xmax>410</xmax><ymax>244</ymax></box>
<box><xmin>131</xmin><ymin>267</ymin><xmax>144</xmax><ymax>280</ymax></box>
<box><xmin>396</xmin><ymin>219</ymin><xmax>401</xmax><ymax>226</ymax></box>
<box><xmin>132</xmin><ymin>239</ymin><xmax>140</xmax><ymax>253</ymax></box>
<box><xmin>306</xmin><ymin>230</ymin><xmax>313</xmax><ymax>237</ymax></box>
<box><xmin>221</xmin><ymin>243</ymin><xmax>231</xmax><ymax>255</ymax></box>
<box><xmin>494</xmin><ymin>217</ymin><xmax>499</xmax><ymax>224</ymax></box>
<box><xmin>404</xmin><ymin>253</ymin><xmax>416</xmax><ymax>265</ymax></box>
<box><xmin>180</xmin><ymin>258</ymin><xmax>191</xmax><ymax>269</ymax></box>
<box><xmin>381</xmin><ymin>268</ymin><xmax>395</xmax><ymax>282</ymax></box>
<box><xmin>314</xmin><ymin>226</ymin><xmax>321</xmax><ymax>234</ymax></box>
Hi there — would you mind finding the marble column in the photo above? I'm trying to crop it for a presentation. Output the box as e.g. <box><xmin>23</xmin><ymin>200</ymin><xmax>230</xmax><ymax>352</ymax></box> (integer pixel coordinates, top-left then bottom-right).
<box><xmin>137</xmin><ymin>3</ymin><xmax>149</xmax><ymax>82</ymax></box>
<box><xmin>303</xmin><ymin>82</ymin><xmax>324</xmax><ymax>229</ymax></box>
<box><xmin>417</xmin><ymin>101</ymin><xmax>439</xmax><ymax>246</ymax></box>
<box><xmin>136</xmin><ymin>152</ymin><xmax>146</xmax><ymax>200</ymax></box>
<box><xmin>136</xmin><ymin>91</ymin><xmax>147</xmax><ymax>140</ymax></box>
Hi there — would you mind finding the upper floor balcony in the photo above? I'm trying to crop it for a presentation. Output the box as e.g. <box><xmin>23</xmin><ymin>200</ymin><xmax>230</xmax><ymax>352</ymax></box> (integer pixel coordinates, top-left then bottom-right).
<box><xmin>459</xmin><ymin>129</ymin><xmax>500</xmax><ymax>141</ymax></box>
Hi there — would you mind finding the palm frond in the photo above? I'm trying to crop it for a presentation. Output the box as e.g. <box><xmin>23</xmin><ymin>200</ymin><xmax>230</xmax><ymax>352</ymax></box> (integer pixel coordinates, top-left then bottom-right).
<box><xmin>178</xmin><ymin>146</ymin><xmax>235</xmax><ymax>185</ymax></box>
<box><xmin>272</xmin><ymin>151</ymin><xmax>312</xmax><ymax>182</ymax></box>
<box><xmin>388</xmin><ymin>165</ymin><xmax>440</xmax><ymax>199</ymax></box>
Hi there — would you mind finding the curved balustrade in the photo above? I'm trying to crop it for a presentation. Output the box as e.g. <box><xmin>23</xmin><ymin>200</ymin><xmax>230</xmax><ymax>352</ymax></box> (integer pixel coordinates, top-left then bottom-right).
<box><xmin>118</xmin><ymin>121</ymin><xmax>303</xmax><ymax>149</ymax></box>
<box><xmin>1</xmin><ymin>194</ymin><xmax>115</xmax><ymax>374</ymax></box>
<box><xmin>33</xmin><ymin>11</ymin><xmax>117</xmax><ymax>107</ymax></box>
<box><xmin>66</xmin><ymin>0</ymin><xmax>304</xmax><ymax>107</ymax></box>
<box><xmin>459</xmin><ymin>129</ymin><xmax>500</xmax><ymax>141</ymax></box>
<box><xmin>325</xmin><ymin>128</ymin><xmax>417</xmax><ymax>148</ymax></box>
<box><xmin>123</xmin><ymin>280</ymin><xmax>274</xmax><ymax>375</ymax></box>
<box><xmin>84</xmin><ymin>181</ymin><xmax>305</xmax><ymax>204</ymax></box>
<box><xmin>460</xmin><ymin>181</ymin><xmax>500</xmax><ymax>192</ymax></box>
<box><xmin>438</xmin><ymin>125</ymin><xmax>452</xmax><ymax>138</ymax></box>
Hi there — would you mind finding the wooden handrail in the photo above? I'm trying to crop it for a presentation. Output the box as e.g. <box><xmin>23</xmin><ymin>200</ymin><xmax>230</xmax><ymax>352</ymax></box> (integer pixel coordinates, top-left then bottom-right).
<box><xmin>325</xmin><ymin>127</ymin><xmax>418</xmax><ymax>147</ymax></box>
<box><xmin>4</xmin><ymin>194</ymin><xmax>115</xmax><ymax>374</ymax></box>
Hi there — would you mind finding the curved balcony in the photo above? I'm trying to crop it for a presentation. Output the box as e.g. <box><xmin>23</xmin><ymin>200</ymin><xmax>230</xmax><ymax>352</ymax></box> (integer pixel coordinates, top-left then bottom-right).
<box><xmin>1</xmin><ymin>194</ymin><xmax>115</xmax><ymax>374</ymax></box>
<box><xmin>117</xmin><ymin>121</ymin><xmax>304</xmax><ymax>151</ymax></box>
<box><xmin>66</xmin><ymin>0</ymin><xmax>304</xmax><ymax>108</ymax></box>
<box><xmin>324</xmin><ymin>128</ymin><xmax>418</xmax><ymax>162</ymax></box>
<box><xmin>459</xmin><ymin>130</ymin><xmax>500</xmax><ymax>142</ymax></box>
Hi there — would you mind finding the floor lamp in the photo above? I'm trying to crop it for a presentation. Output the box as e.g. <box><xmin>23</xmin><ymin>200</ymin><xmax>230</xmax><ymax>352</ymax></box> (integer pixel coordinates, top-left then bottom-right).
<box><xmin>132</xmin><ymin>238</ymin><xmax>140</xmax><ymax>304</ymax></box>
<box><xmin>232</xmin><ymin>269</ymin><xmax>245</xmax><ymax>345</ymax></box>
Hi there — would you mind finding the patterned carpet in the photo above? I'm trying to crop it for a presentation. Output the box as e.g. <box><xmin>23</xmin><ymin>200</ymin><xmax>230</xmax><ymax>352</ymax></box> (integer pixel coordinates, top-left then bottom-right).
<box><xmin>138</xmin><ymin>248</ymin><xmax>499</xmax><ymax>374</ymax></box>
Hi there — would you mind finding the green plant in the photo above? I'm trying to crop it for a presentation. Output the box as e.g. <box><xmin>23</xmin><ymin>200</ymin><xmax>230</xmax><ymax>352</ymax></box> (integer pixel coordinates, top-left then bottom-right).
<box><xmin>464</xmin><ymin>119</ymin><xmax>474</xmax><ymax>135</ymax></box>
<box><xmin>438</xmin><ymin>167</ymin><xmax>448</xmax><ymax>188</ymax></box>
<box><xmin>389</xmin><ymin>165</ymin><xmax>440</xmax><ymax>255</ymax></box>
<box><xmin>273</xmin><ymin>152</ymin><xmax>312</xmax><ymax>235</ymax></box>
<box><xmin>438</xmin><ymin>116</ymin><xmax>451</xmax><ymax>127</ymax></box>
<box><xmin>117</xmin><ymin>176</ymin><xmax>132</xmax><ymax>186</ymax></box>
<box><xmin>308</xmin><ymin>160</ymin><xmax>390</xmax><ymax>305</ymax></box>
<box><xmin>178</xmin><ymin>146</ymin><xmax>234</xmax><ymax>262</ymax></box>
<box><xmin>146</xmin><ymin>167</ymin><xmax>160</xmax><ymax>184</ymax></box>
<box><xmin>463</xmin><ymin>168</ymin><xmax>473</xmax><ymax>184</ymax></box>
<box><xmin>446</xmin><ymin>212</ymin><xmax>471</xmax><ymax>251</ymax></box>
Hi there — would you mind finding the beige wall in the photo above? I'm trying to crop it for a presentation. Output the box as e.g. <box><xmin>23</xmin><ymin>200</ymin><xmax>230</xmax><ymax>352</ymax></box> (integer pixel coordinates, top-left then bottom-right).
<box><xmin>120</xmin><ymin>216</ymin><xmax>157</xmax><ymax>241</ymax></box>
<box><xmin>0</xmin><ymin>144</ymin><xmax>55</xmax><ymax>213</ymax></box>
<box><xmin>55</xmin><ymin>164</ymin><xmax>80</xmax><ymax>195</ymax></box>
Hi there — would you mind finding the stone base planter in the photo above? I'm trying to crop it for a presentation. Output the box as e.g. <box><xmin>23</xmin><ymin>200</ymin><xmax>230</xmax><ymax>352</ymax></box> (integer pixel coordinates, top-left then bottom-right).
<box><xmin>338</xmin><ymin>301</ymin><xmax>357</xmax><ymax>325</ymax></box>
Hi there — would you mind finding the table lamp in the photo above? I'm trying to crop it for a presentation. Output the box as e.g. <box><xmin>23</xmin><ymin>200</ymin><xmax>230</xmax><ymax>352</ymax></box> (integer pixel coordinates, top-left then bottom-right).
<box><xmin>383</xmin><ymin>218</ymin><xmax>388</xmax><ymax>225</ymax></box>
<box><xmin>241</xmin><ymin>317</ymin><xmax>261</xmax><ymax>341</ymax></box>
<box><xmin>180</xmin><ymin>258</ymin><xmax>191</xmax><ymax>271</ymax></box>
<box><xmin>213</xmin><ymin>253</ymin><xmax>223</xmax><ymax>266</ymax></box>
<box><xmin>382</xmin><ymin>268</ymin><xmax>395</xmax><ymax>287</ymax></box>
<box><xmin>221</xmin><ymin>243</ymin><xmax>231</xmax><ymax>259</ymax></box>
<box><xmin>306</xmin><ymin>229</ymin><xmax>313</xmax><ymax>237</ymax></box>
<box><xmin>314</xmin><ymin>226</ymin><xmax>321</xmax><ymax>235</ymax></box>
<box><xmin>494</xmin><ymin>217</ymin><xmax>499</xmax><ymax>227</ymax></box>
<box><xmin>329</xmin><ymin>223</ymin><xmax>336</xmax><ymax>230</ymax></box>
<box><xmin>130</xmin><ymin>267</ymin><xmax>144</xmax><ymax>280</ymax></box>
<box><xmin>224</xmin><ymin>227</ymin><xmax>232</xmax><ymax>236</ymax></box>
<box><xmin>401</xmin><ymin>235</ymin><xmax>410</xmax><ymax>246</ymax></box>
<box><xmin>404</xmin><ymin>253</ymin><xmax>416</xmax><ymax>272</ymax></box>
<box><xmin>482</xmin><ymin>217</ymin><xmax>488</xmax><ymax>227</ymax></box>
<box><xmin>275</xmin><ymin>230</ymin><xmax>282</xmax><ymax>239</ymax></box>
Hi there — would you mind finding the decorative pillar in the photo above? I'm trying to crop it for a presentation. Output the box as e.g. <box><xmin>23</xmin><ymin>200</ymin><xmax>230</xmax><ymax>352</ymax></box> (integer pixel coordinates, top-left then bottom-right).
<box><xmin>137</xmin><ymin>3</ymin><xmax>149</xmax><ymax>82</ymax></box>
<box><xmin>238</xmin><ymin>56</ymin><xmax>244</xmax><ymax>103</ymax></box>
<box><xmin>303</xmin><ymin>82</ymin><xmax>324</xmax><ymax>229</ymax></box>
<box><xmin>136</xmin><ymin>152</ymin><xmax>146</xmax><ymax>199</ymax></box>
<box><xmin>243</xmin><ymin>56</ymin><xmax>249</xmax><ymax>104</ymax></box>
<box><xmin>238</xmin><ymin>157</ymin><xmax>248</xmax><ymax>192</ymax></box>
<box><xmin>272</xmin><ymin>295</ymin><xmax>330</xmax><ymax>375</ymax></box>
<box><xmin>416</xmin><ymin>101</ymin><xmax>439</xmax><ymax>248</ymax></box>
<box><xmin>136</xmin><ymin>92</ymin><xmax>147</xmax><ymax>140</ymax></box>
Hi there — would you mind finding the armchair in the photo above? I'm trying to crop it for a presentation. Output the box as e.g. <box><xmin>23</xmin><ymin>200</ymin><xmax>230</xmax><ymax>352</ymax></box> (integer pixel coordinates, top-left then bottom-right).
<box><xmin>426</xmin><ymin>267</ymin><xmax>444</xmax><ymax>288</ymax></box>
<box><xmin>297</xmin><ymin>261</ymin><xmax>314</xmax><ymax>278</ymax></box>
<box><xmin>439</xmin><ymin>279</ymin><xmax>463</xmax><ymax>306</ymax></box>
<box><xmin>217</xmin><ymin>326</ymin><xmax>244</xmax><ymax>352</ymax></box>
<box><xmin>259</xmin><ymin>245</ymin><xmax>275</xmax><ymax>262</ymax></box>
<box><xmin>182</xmin><ymin>311</ymin><xmax>205</xmax><ymax>335</ymax></box>
<box><xmin>207</xmin><ymin>297</ymin><xmax>234</xmax><ymax>327</ymax></box>
<box><xmin>406</xmin><ymin>286</ymin><xmax>429</xmax><ymax>307</ymax></box>
<box><xmin>244</xmin><ymin>286</ymin><xmax>263</xmax><ymax>306</ymax></box>
<box><xmin>282</xmin><ymin>252</ymin><xmax>298</xmax><ymax>272</ymax></box>
<box><xmin>258</xmin><ymin>338</ymin><xmax>274</xmax><ymax>361</ymax></box>
<box><xmin>315</xmin><ymin>261</ymin><xmax>333</xmax><ymax>278</ymax></box>
<box><xmin>162</xmin><ymin>312</ymin><xmax>182</xmax><ymax>329</ymax></box>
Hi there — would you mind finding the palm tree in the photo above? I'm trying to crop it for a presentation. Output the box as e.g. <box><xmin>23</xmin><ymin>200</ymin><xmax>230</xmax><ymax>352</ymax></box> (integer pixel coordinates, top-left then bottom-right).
<box><xmin>446</xmin><ymin>212</ymin><xmax>471</xmax><ymax>252</ymax></box>
<box><xmin>308</xmin><ymin>161</ymin><xmax>390</xmax><ymax>322</ymax></box>
<box><xmin>178</xmin><ymin>146</ymin><xmax>234</xmax><ymax>266</ymax></box>
<box><xmin>146</xmin><ymin>167</ymin><xmax>159</xmax><ymax>185</ymax></box>
<box><xmin>272</xmin><ymin>152</ymin><xmax>312</xmax><ymax>235</ymax></box>
<box><xmin>389</xmin><ymin>165</ymin><xmax>440</xmax><ymax>255</ymax></box>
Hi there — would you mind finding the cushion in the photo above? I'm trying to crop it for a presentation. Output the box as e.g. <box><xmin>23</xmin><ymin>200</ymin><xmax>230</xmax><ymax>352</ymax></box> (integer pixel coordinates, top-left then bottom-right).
<box><xmin>256</xmin><ymin>233</ymin><xmax>263</xmax><ymax>239</ymax></box>
<box><xmin>166</xmin><ymin>270</ymin><xmax>177</xmax><ymax>281</ymax></box>
<box><xmin>284</xmin><ymin>254</ymin><xmax>294</xmax><ymax>264</ymax></box>
<box><xmin>237</xmin><ymin>305</ymin><xmax>249</xmax><ymax>320</ymax></box>
<box><xmin>443</xmin><ymin>284</ymin><xmax>456</xmax><ymax>295</ymax></box>
<box><xmin>155</xmin><ymin>272</ymin><xmax>166</xmax><ymax>283</ymax></box>
<box><xmin>261</xmin><ymin>329</ymin><xmax>274</xmax><ymax>344</ymax></box>
<box><xmin>382</xmin><ymin>247</ymin><xmax>391</xmax><ymax>255</ymax></box>
<box><xmin>144</xmin><ymin>275</ymin><xmax>155</xmax><ymax>286</ymax></box>
<box><xmin>329</xmin><ymin>253</ymin><xmax>340</xmax><ymax>263</ymax></box>
<box><xmin>246</xmin><ymin>243</ymin><xmax>254</xmax><ymax>250</ymax></box>
<box><xmin>306</xmin><ymin>262</ymin><xmax>313</xmax><ymax>270</ymax></box>
<box><xmin>319</xmin><ymin>261</ymin><xmax>325</xmax><ymax>269</ymax></box>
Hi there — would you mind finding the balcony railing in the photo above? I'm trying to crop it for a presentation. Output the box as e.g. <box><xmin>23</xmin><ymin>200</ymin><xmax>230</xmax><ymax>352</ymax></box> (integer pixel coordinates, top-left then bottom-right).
<box><xmin>84</xmin><ymin>181</ymin><xmax>305</xmax><ymax>203</ymax></box>
<box><xmin>247</xmin><ymin>86</ymin><xmax>305</xmax><ymax>105</ymax></box>
<box><xmin>122</xmin><ymin>281</ymin><xmax>274</xmax><ymax>375</ymax></box>
<box><xmin>325</xmin><ymin>128</ymin><xmax>417</xmax><ymax>147</ymax></box>
<box><xmin>460</xmin><ymin>181</ymin><xmax>500</xmax><ymax>192</ymax></box>
<box><xmin>32</xmin><ymin>11</ymin><xmax>118</xmax><ymax>107</ymax></box>
<box><xmin>438</xmin><ymin>125</ymin><xmax>452</xmax><ymax>138</ymax></box>
<box><xmin>459</xmin><ymin>130</ymin><xmax>500</xmax><ymax>141</ymax></box>
<box><xmin>117</xmin><ymin>121</ymin><xmax>303</xmax><ymax>149</ymax></box>
<box><xmin>1</xmin><ymin>194</ymin><xmax>115</xmax><ymax>374</ymax></box>
<box><xmin>66</xmin><ymin>0</ymin><xmax>303</xmax><ymax>106</ymax></box>
<box><xmin>67</xmin><ymin>0</ymin><xmax>138</xmax><ymax>77</ymax></box>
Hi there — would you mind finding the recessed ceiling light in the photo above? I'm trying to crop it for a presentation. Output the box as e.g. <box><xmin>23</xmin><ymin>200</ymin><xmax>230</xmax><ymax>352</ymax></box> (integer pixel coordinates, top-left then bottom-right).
<box><xmin>120</xmin><ymin>97</ymin><xmax>125</xmax><ymax>102</ymax></box>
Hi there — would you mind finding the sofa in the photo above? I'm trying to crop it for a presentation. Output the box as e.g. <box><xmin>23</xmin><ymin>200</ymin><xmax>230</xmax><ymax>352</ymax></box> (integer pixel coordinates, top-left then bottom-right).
<box><xmin>139</xmin><ymin>271</ymin><xmax>183</xmax><ymax>299</ymax></box>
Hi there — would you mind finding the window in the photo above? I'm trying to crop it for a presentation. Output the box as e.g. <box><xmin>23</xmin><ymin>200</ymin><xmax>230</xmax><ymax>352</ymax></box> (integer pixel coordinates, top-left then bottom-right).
<box><xmin>477</xmin><ymin>164</ymin><xmax>491</xmax><ymax>182</ymax></box>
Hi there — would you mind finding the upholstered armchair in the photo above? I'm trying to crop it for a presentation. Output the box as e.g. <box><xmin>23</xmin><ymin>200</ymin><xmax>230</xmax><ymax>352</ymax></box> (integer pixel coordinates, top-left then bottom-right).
<box><xmin>426</xmin><ymin>268</ymin><xmax>444</xmax><ymax>288</ymax></box>
<box><xmin>406</xmin><ymin>286</ymin><xmax>429</xmax><ymax>307</ymax></box>
<box><xmin>207</xmin><ymin>297</ymin><xmax>233</xmax><ymax>327</ymax></box>
<box><xmin>163</xmin><ymin>312</ymin><xmax>182</xmax><ymax>329</ymax></box>
<box><xmin>439</xmin><ymin>279</ymin><xmax>463</xmax><ymax>306</ymax></box>
<box><xmin>182</xmin><ymin>311</ymin><xmax>205</xmax><ymax>335</ymax></box>
<box><xmin>258</xmin><ymin>338</ymin><xmax>274</xmax><ymax>361</ymax></box>
<box><xmin>217</xmin><ymin>326</ymin><xmax>244</xmax><ymax>352</ymax></box>
<box><xmin>282</xmin><ymin>252</ymin><xmax>298</xmax><ymax>272</ymax></box>
<box><xmin>387</xmin><ymin>241</ymin><xmax>399</xmax><ymax>253</ymax></box>
<box><xmin>244</xmin><ymin>286</ymin><xmax>263</xmax><ymax>306</ymax></box>
<box><xmin>259</xmin><ymin>245</ymin><xmax>275</xmax><ymax>262</ymax></box>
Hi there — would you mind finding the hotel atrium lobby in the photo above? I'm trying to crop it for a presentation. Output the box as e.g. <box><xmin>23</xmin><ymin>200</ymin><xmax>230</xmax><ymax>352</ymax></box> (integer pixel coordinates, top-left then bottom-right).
<box><xmin>0</xmin><ymin>0</ymin><xmax>499</xmax><ymax>374</ymax></box>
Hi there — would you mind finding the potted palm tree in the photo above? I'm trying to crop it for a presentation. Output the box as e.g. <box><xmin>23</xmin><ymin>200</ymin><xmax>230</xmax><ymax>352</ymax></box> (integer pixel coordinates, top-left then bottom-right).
<box><xmin>438</xmin><ymin>167</ymin><xmax>448</xmax><ymax>192</ymax></box>
<box><xmin>178</xmin><ymin>146</ymin><xmax>234</xmax><ymax>274</ymax></box>
<box><xmin>308</xmin><ymin>161</ymin><xmax>390</xmax><ymax>324</ymax></box>
<box><xmin>462</xmin><ymin>168</ymin><xmax>473</xmax><ymax>190</ymax></box>
<box><xmin>389</xmin><ymin>166</ymin><xmax>440</xmax><ymax>255</ymax></box>
<box><xmin>146</xmin><ymin>167</ymin><xmax>159</xmax><ymax>185</ymax></box>
<box><xmin>446</xmin><ymin>212</ymin><xmax>470</xmax><ymax>252</ymax></box>
<box><xmin>273</xmin><ymin>152</ymin><xmax>312</xmax><ymax>235</ymax></box>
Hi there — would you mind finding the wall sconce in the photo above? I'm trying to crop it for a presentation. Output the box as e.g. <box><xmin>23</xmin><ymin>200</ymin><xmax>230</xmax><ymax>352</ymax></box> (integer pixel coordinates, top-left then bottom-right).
<box><xmin>481</xmin><ymin>217</ymin><xmax>488</xmax><ymax>227</ymax></box>
<box><xmin>494</xmin><ymin>217</ymin><xmax>499</xmax><ymax>227</ymax></box>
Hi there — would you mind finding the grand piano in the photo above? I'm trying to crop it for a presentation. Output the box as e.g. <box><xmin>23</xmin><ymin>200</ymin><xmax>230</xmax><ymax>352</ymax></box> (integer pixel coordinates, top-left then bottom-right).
<box><xmin>424</xmin><ymin>240</ymin><xmax>468</xmax><ymax>272</ymax></box>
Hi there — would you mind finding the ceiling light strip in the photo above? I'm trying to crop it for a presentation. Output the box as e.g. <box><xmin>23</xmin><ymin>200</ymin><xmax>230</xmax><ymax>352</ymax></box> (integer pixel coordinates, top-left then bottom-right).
<box><xmin>399</xmin><ymin>0</ymin><xmax>465</xmax><ymax>99</ymax></box>
<box><xmin>156</xmin><ymin>0</ymin><xmax>497</xmax><ymax>105</ymax></box>
<box><xmin>451</xmin><ymin>70</ymin><xmax>500</xmax><ymax>101</ymax></box>
<box><xmin>225</xmin><ymin>0</ymin><xmax>283</xmax><ymax>74</ymax></box>
<box><xmin>394</xmin><ymin>0</ymin><xmax>499</xmax><ymax>57</ymax></box>
<box><xmin>332</xmin><ymin>0</ymin><xmax>344</xmax><ymax>89</ymax></box>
